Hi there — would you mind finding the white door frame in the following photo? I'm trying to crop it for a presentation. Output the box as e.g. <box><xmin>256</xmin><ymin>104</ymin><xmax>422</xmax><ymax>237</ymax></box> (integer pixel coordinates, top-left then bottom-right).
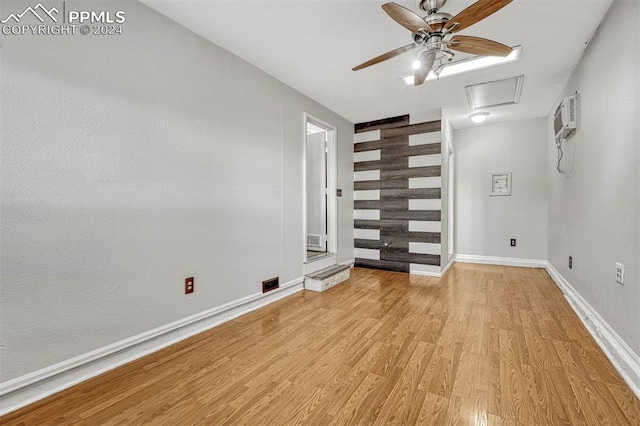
<box><xmin>303</xmin><ymin>112</ymin><xmax>337</xmax><ymax>263</ymax></box>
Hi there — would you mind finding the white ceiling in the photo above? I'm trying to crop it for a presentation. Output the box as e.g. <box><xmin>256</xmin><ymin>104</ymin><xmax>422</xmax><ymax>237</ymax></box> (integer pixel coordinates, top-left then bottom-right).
<box><xmin>141</xmin><ymin>0</ymin><xmax>612</xmax><ymax>129</ymax></box>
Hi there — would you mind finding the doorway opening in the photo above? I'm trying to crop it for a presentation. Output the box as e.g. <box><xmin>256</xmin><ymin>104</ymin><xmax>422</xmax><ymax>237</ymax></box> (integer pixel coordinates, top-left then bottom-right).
<box><xmin>304</xmin><ymin>113</ymin><xmax>337</xmax><ymax>263</ymax></box>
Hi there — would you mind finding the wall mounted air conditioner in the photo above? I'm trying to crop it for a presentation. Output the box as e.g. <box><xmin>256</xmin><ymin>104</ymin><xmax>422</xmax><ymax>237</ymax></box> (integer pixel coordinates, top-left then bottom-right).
<box><xmin>554</xmin><ymin>94</ymin><xmax>577</xmax><ymax>140</ymax></box>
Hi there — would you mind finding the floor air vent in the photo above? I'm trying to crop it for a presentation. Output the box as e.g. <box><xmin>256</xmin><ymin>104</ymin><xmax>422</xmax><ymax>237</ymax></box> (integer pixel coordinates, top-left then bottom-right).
<box><xmin>262</xmin><ymin>277</ymin><xmax>279</xmax><ymax>293</ymax></box>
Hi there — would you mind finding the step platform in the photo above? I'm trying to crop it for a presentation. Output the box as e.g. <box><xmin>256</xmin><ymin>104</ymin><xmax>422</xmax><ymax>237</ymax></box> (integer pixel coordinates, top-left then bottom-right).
<box><xmin>304</xmin><ymin>264</ymin><xmax>351</xmax><ymax>292</ymax></box>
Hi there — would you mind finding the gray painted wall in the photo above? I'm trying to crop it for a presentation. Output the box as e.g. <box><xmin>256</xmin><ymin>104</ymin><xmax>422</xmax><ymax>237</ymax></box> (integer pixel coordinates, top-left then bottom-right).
<box><xmin>547</xmin><ymin>0</ymin><xmax>639</xmax><ymax>355</ymax></box>
<box><xmin>454</xmin><ymin>119</ymin><xmax>548</xmax><ymax>260</ymax></box>
<box><xmin>0</xmin><ymin>0</ymin><xmax>354</xmax><ymax>382</ymax></box>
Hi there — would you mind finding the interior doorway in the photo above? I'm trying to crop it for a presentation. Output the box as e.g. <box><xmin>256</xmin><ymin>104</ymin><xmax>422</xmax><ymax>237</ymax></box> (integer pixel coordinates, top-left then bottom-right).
<box><xmin>304</xmin><ymin>113</ymin><xmax>337</xmax><ymax>263</ymax></box>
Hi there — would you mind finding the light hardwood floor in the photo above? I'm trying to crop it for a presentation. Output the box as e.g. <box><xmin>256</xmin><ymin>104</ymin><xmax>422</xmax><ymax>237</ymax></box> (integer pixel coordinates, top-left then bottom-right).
<box><xmin>3</xmin><ymin>264</ymin><xmax>640</xmax><ymax>425</ymax></box>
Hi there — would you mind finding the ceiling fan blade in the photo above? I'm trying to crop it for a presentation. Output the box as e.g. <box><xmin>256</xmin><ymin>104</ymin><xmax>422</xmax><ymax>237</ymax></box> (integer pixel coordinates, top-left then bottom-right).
<box><xmin>445</xmin><ymin>0</ymin><xmax>512</xmax><ymax>33</ymax></box>
<box><xmin>352</xmin><ymin>43</ymin><xmax>417</xmax><ymax>71</ymax></box>
<box><xmin>414</xmin><ymin>51</ymin><xmax>436</xmax><ymax>86</ymax></box>
<box><xmin>382</xmin><ymin>2</ymin><xmax>433</xmax><ymax>33</ymax></box>
<box><xmin>449</xmin><ymin>35</ymin><xmax>512</xmax><ymax>57</ymax></box>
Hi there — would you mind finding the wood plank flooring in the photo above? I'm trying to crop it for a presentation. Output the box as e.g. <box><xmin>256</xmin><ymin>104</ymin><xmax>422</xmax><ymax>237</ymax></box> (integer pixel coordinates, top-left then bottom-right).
<box><xmin>3</xmin><ymin>263</ymin><xmax>640</xmax><ymax>425</ymax></box>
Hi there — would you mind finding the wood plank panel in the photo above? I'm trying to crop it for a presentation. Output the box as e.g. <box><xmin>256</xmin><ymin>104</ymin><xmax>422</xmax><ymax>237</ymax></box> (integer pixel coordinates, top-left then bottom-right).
<box><xmin>380</xmin><ymin>120</ymin><xmax>441</xmax><ymax>138</ymax></box>
<box><xmin>355</xmin><ymin>115</ymin><xmax>410</xmax><ymax>133</ymax></box>
<box><xmin>354</xmin><ymin>179</ymin><xmax>408</xmax><ymax>191</ymax></box>
<box><xmin>354</xmin><ymin>140</ymin><xmax>439</xmax><ymax>156</ymax></box>
<box><xmin>381</xmin><ymin>166</ymin><xmax>441</xmax><ymax>179</ymax></box>
<box><xmin>354</xmin><ymin>158</ymin><xmax>416</xmax><ymax>172</ymax></box>
<box><xmin>380</xmin><ymin>210</ymin><xmax>441</xmax><ymax>221</ymax></box>
<box><xmin>356</xmin><ymin>241</ymin><xmax>413</xmax><ymax>252</ymax></box>
<box><xmin>380</xmin><ymin>251</ymin><xmax>440</xmax><ymax>265</ymax></box>
<box><xmin>353</xmin><ymin>160</ymin><xmax>382</xmax><ymax>172</ymax></box>
<box><xmin>382</xmin><ymin>231</ymin><xmax>441</xmax><ymax>243</ymax></box>
<box><xmin>355</xmin><ymin>239</ymin><xmax>383</xmax><ymax>250</ymax></box>
<box><xmin>380</xmin><ymin>188</ymin><xmax>441</xmax><ymax>200</ymax></box>
<box><xmin>354</xmin><ymin>116</ymin><xmax>443</xmax><ymax>274</ymax></box>
<box><xmin>3</xmin><ymin>266</ymin><xmax>640</xmax><ymax>425</ymax></box>
<box><xmin>354</xmin><ymin>258</ymin><xmax>409</xmax><ymax>272</ymax></box>
<box><xmin>355</xmin><ymin>220</ymin><xmax>407</xmax><ymax>233</ymax></box>
<box><xmin>381</xmin><ymin>143</ymin><xmax>441</xmax><ymax>158</ymax></box>
<box><xmin>355</xmin><ymin>200</ymin><xmax>408</xmax><ymax>211</ymax></box>
<box><xmin>354</xmin><ymin>137</ymin><xmax>408</xmax><ymax>153</ymax></box>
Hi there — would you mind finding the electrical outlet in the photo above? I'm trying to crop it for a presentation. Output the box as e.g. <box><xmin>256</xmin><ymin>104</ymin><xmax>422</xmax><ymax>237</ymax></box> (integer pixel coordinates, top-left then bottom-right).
<box><xmin>185</xmin><ymin>277</ymin><xmax>194</xmax><ymax>294</ymax></box>
<box><xmin>616</xmin><ymin>263</ymin><xmax>624</xmax><ymax>285</ymax></box>
<box><xmin>510</xmin><ymin>239</ymin><xmax>516</xmax><ymax>247</ymax></box>
<box><xmin>569</xmin><ymin>256</ymin><xmax>573</xmax><ymax>269</ymax></box>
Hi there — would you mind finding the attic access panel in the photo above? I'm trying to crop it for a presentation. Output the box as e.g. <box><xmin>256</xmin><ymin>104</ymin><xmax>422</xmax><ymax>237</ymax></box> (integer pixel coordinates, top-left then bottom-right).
<box><xmin>466</xmin><ymin>75</ymin><xmax>524</xmax><ymax>110</ymax></box>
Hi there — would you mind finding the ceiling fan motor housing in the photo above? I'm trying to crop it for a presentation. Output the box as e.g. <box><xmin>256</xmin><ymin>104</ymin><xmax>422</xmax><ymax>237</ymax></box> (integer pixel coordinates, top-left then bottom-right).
<box><xmin>425</xmin><ymin>12</ymin><xmax>453</xmax><ymax>31</ymax></box>
<box><xmin>416</xmin><ymin>0</ymin><xmax>448</xmax><ymax>13</ymax></box>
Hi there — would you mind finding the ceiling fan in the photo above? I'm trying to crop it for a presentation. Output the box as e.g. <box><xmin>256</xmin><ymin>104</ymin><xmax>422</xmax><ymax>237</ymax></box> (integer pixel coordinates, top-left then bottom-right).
<box><xmin>353</xmin><ymin>0</ymin><xmax>514</xmax><ymax>86</ymax></box>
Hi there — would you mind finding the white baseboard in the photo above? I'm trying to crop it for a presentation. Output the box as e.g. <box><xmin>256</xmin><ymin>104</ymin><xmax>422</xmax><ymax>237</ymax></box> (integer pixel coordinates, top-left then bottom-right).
<box><xmin>0</xmin><ymin>277</ymin><xmax>304</xmax><ymax>417</ymax></box>
<box><xmin>304</xmin><ymin>254</ymin><xmax>337</xmax><ymax>275</ymax></box>
<box><xmin>545</xmin><ymin>262</ymin><xmax>640</xmax><ymax>399</ymax></box>
<box><xmin>410</xmin><ymin>269</ymin><xmax>441</xmax><ymax>277</ymax></box>
<box><xmin>455</xmin><ymin>254</ymin><xmax>546</xmax><ymax>268</ymax></box>
<box><xmin>341</xmin><ymin>258</ymin><xmax>355</xmax><ymax>268</ymax></box>
<box><xmin>409</xmin><ymin>257</ymin><xmax>454</xmax><ymax>278</ymax></box>
<box><xmin>441</xmin><ymin>256</ymin><xmax>454</xmax><ymax>276</ymax></box>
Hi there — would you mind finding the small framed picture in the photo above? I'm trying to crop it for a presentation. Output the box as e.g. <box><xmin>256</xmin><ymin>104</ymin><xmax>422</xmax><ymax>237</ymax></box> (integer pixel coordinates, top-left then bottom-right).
<box><xmin>489</xmin><ymin>172</ymin><xmax>511</xmax><ymax>196</ymax></box>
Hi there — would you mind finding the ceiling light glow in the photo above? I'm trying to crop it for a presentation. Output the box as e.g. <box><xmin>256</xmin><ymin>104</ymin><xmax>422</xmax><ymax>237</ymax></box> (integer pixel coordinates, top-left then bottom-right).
<box><xmin>402</xmin><ymin>46</ymin><xmax>521</xmax><ymax>86</ymax></box>
<box><xmin>412</xmin><ymin>60</ymin><xmax>422</xmax><ymax>70</ymax></box>
<box><xmin>469</xmin><ymin>112</ymin><xmax>489</xmax><ymax>123</ymax></box>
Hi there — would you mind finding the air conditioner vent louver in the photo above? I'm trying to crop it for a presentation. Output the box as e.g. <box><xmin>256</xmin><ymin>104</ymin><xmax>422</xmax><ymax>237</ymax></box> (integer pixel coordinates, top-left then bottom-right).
<box><xmin>569</xmin><ymin>97</ymin><xmax>576</xmax><ymax>122</ymax></box>
<box><xmin>554</xmin><ymin>94</ymin><xmax>578</xmax><ymax>139</ymax></box>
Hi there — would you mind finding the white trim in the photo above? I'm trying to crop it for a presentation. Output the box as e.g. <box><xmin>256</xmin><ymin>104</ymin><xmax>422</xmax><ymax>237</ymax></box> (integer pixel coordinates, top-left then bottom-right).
<box><xmin>354</xmin><ymin>129</ymin><xmax>380</xmax><ymax>143</ymax></box>
<box><xmin>409</xmin><ymin>256</ymin><xmax>455</xmax><ymax>277</ymax></box>
<box><xmin>341</xmin><ymin>258</ymin><xmax>355</xmax><ymax>268</ymax></box>
<box><xmin>354</xmin><ymin>248</ymin><xmax>380</xmax><ymax>261</ymax></box>
<box><xmin>353</xmin><ymin>190</ymin><xmax>380</xmax><ymax>201</ymax></box>
<box><xmin>409</xmin><ymin>242</ymin><xmax>441</xmax><ymax>255</ymax></box>
<box><xmin>304</xmin><ymin>254</ymin><xmax>337</xmax><ymax>275</ymax></box>
<box><xmin>303</xmin><ymin>112</ymin><xmax>338</xmax><ymax>262</ymax></box>
<box><xmin>408</xmin><ymin>199</ymin><xmax>441</xmax><ymax>211</ymax></box>
<box><xmin>353</xmin><ymin>228</ymin><xmax>380</xmax><ymax>240</ymax></box>
<box><xmin>545</xmin><ymin>262</ymin><xmax>640</xmax><ymax>398</ymax></box>
<box><xmin>0</xmin><ymin>278</ymin><xmax>304</xmax><ymax>417</ymax></box>
<box><xmin>410</xmin><ymin>269</ymin><xmax>442</xmax><ymax>277</ymax></box>
<box><xmin>354</xmin><ymin>170</ymin><xmax>380</xmax><ymax>182</ymax></box>
<box><xmin>454</xmin><ymin>254</ymin><xmax>546</xmax><ymax>268</ymax></box>
<box><xmin>408</xmin><ymin>176</ymin><xmax>441</xmax><ymax>189</ymax></box>
<box><xmin>441</xmin><ymin>256</ymin><xmax>454</xmax><ymax>276</ymax></box>
<box><xmin>408</xmin><ymin>154</ymin><xmax>441</xmax><ymax>168</ymax></box>
<box><xmin>410</xmin><ymin>263</ymin><xmax>443</xmax><ymax>277</ymax></box>
<box><xmin>409</xmin><ymin>131</ymin><xmax>441</xmax><ymax>146</ymax></box>
<box><xmin>354</xmin><ymin>150</ymin><xmax>380</xmax><ymax>163</ymax></box>
<box><xmin>354</xmin><ymin>209</ymin><xmax>380</xmax><ymax>220</ymax></box>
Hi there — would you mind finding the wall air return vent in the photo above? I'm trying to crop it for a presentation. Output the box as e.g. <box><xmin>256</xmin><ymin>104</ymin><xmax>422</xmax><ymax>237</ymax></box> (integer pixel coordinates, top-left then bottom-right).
<box><xmin>466</xmin><ymin>75</ymin><xmax>524</xmax><ymax>110</ymax></box>
<box><xmin>307</xmin><ymin>234</ymin><xmax>323</xmax><ymax>250</ymax></box>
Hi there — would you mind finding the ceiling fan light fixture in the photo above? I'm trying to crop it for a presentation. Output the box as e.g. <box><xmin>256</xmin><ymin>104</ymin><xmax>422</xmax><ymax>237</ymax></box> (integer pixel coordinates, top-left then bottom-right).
<box><xmin>412</xmin><ymin>59</ymin><xmax>422</xmax><ymax>70</ymax></box>
<box><xmin>400</xmin><ymin>46</ymin><xmax>520</xmax><ymax>86</ymax></box>
<box><xmin>469</xmin><ymin>112</ymin><xmax>489</xmax><ymax>123</ymax></box>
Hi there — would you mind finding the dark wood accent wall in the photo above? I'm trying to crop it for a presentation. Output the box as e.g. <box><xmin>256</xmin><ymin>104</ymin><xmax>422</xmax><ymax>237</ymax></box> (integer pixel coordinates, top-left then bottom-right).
<box><xmin>354</xmin><ymin>115</ymin><xmax>442</xmax><ymax>273</ymax></box>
